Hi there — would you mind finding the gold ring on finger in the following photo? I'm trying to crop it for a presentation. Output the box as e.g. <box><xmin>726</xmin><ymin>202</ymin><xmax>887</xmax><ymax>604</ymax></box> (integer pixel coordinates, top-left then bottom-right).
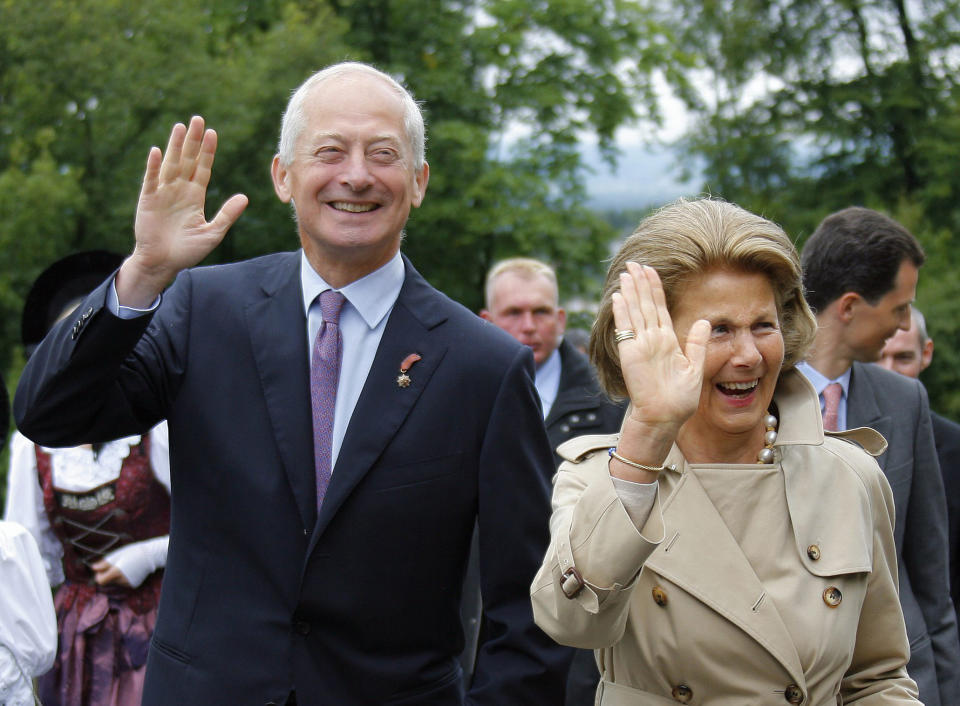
<box><xmin>614</xmin><ymin>329</ymin><xmax>637</xmax><ymax>343</ymax></box>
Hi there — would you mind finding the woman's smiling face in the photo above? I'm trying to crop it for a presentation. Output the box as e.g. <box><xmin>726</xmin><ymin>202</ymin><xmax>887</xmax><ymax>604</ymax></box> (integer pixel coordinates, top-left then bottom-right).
<box><xmin>671</xmin><ymin>267</ymin><xmax>785</xmax><ymax>444</ymax></box>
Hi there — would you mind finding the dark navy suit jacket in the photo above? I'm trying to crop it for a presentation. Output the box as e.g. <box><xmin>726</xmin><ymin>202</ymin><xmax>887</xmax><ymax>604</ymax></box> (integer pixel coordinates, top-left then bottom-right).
<box><xmin>15</xmin><ymin>252</ymin><xmax>568</xmax><ymax>705</ymax></box>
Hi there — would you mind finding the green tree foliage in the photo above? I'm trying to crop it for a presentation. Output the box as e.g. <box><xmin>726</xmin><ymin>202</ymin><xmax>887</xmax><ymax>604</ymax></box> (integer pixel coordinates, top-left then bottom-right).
<box><xmin>656</xmin><ymin>0</ymin><xmax>960</xmax><ymax>417</ymax></box>
<box><xmin>0</xmin><ymin>0</ymin><xmax>352</xmax><ymax>371</ymax></box>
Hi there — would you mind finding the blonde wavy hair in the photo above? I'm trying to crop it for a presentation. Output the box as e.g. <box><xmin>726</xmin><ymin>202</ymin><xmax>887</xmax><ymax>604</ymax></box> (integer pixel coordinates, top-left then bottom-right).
<box><xmin>590</xmin><ymin>198</ymin><xmax>817</xmax><ymax>399</ymax></box>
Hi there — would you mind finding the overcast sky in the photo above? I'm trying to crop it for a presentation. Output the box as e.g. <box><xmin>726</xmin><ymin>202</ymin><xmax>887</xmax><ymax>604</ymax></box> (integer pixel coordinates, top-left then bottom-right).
<box><xmin>581</xmin><ymin>141</ymin><xmax>703</xmax><ymax>211</ymax></box>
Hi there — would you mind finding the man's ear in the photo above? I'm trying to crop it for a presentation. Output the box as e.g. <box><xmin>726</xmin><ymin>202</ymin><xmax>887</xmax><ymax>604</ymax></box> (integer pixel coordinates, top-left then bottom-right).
<box><xmin>478</xmin><ymin>309</ymin><xmax>493</xmax><ymax>322</ymax></box>
<box><xmin>557</xmin><ymin>308</ymin><xmax>567</xmax><ymax>334</ymax></box>
<box><xmin>835</xmin><ymin>292</ymin><xmax>863</xmax><ymax>323</ymax></box>
<box><xmin>921</xmin><ymin>338</ymin><xmax>934</xmax><ymax>371</ymax></box>
<box><xmin>411</xmin><ymin>162</ymin><xmax>430</xmax><ymax>208</ymax></box>
<box><xmin>270</xmin><ymin>155</ymin><xmax>292</xmax><ymax>203</ymax></box>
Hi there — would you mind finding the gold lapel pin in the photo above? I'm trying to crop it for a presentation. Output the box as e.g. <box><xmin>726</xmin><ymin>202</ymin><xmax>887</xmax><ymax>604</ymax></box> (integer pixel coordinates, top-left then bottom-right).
<box><xmin>397</xmin><ymin>353</ymin><xmax>422</xmax><ymax>388</ymax></box>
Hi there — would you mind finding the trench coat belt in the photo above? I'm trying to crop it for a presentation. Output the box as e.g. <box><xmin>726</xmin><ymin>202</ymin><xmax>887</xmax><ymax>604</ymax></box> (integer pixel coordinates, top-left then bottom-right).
<box><xmin>596</xmin><ymin>680</ymin><xmax>687</xmax><ymax>705</ymax></box>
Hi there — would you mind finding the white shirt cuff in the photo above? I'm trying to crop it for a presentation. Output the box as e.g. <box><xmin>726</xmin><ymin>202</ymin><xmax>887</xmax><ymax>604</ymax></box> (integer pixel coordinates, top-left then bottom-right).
<box><xmin>104</xmin><ymin>535</ymin><xmax>168</xmax><ymax>588</ymax></box>
<box><xmin>107</xmin><ymin>278</ymin><xmax>160</xmax><ymax>319</ymax></box>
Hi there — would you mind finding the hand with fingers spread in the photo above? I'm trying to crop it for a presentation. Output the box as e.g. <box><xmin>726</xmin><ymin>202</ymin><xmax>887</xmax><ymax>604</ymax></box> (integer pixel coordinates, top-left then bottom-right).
<box><xmin>610</xmin><ymin>262</ymin><xmax>710</xmax><ymax>480</ymax></box>
<box><xmin>117</xmin><ymin>116</ymin><xmax>249</xmax><ymax>308</ymax></box>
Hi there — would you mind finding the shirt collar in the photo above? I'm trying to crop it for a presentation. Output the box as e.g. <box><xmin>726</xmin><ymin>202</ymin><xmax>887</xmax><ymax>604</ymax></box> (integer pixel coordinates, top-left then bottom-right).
<box><xmin>300</xmin><ymin>250</ymin><xmax>405</xmax><ymax>329</ymax></box>
<box><xmin>795</xmin><ymin>360</ymin><xmax>851</xmax><ymax>399</ymax></box>
<box><xmin>534</xmin><ymin>346</ymin><xmax>562</xmax><ymax>415</ymax></box>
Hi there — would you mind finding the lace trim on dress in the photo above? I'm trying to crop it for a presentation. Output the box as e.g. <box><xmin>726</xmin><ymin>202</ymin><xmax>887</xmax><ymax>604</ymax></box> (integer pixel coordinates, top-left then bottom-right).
<box><xmin>40</xmin><ymin>436</ymin><xmax>141</xmax><ymax>493</ymax></box>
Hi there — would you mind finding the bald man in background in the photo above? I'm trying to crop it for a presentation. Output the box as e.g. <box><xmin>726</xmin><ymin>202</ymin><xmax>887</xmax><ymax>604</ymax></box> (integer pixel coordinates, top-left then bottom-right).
<box><xmin>880</xmin><ymin>307</ymin><xmax>960</xmax><ymax>628</ymax></box>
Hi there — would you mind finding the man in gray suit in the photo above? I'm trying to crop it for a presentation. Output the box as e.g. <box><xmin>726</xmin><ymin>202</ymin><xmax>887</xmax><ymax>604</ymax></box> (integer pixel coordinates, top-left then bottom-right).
<box><xmin>880</xmin><ymin>306</ymin><xmax>960</xmax><ymax>630</ymax></box>
<box><xmin>799</xmin><ymin>207</ymin><xmax>960</xmax><ymax>706</ymax></box>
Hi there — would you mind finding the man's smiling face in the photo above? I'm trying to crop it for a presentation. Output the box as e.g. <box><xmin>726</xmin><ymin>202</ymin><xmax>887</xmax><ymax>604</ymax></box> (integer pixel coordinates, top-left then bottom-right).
<box><xmin>271</xmin><ymin>72</ymin><xmax>428</xmax><ymax>282</ymax></box>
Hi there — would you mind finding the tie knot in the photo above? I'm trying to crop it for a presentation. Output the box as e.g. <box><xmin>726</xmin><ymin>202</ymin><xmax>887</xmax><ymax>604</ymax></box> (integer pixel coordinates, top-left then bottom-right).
<box><xmin>319</xmin><ymin>289</ymin><xmax>346</xmax><ymax>325</ymax></box>
<box><xmin>823</xmin><ymin>382</ymin><xmax>843</xmax><ymax>405</ymax></box>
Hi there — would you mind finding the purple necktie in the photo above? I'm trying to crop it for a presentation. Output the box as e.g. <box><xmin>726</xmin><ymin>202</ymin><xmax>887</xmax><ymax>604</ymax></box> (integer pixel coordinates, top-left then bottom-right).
<box><xmin>311</xmin><ymin>289</ymin><xmax>346</xmax><ymax>509</ymax></box>
<box><xmin>822</xmin><ymin>382</ymin><xmax>842</xmax><ymax>432</ymax></box>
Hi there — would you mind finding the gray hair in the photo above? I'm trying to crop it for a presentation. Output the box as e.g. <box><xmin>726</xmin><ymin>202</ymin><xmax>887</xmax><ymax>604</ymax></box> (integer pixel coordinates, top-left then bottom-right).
<box><xmin>277</xmin><ymin>62</ymin><xmax>426</xmax><ymax>170</ymax></box>
<box><xmin>911</xmin><ymin>305</ymin><xmax>930</xmax><ymax>344</ymax></box>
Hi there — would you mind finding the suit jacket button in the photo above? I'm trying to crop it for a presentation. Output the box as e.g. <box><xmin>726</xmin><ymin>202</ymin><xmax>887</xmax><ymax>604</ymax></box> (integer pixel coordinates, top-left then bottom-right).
<box><xmin>587</xmin><ymin>413</ymin><xmax>597</xmax><ymax>422</ymax></box>
<box><xmin>570</xmin><ymin>414</ymin><xmax>581</xmax><ymax>423</ymax></box>
<box><xmin>294</xmin><ymin>620</ymin><xmax>310</xmax><ymax>636</ymax></box>
<box><xmin>561</xmin><ymin>425</ymin><xmax>570</xmax><ymax>433</ymax></box>
<box><xmin>822</xmin><ymin>586</ymin><xmax>842</xmax><ymax>607</ymax></box>
<box><xmin>784</xmin><ymin>683</ymin><xmax>804</xmax><ymax>703</ymax></box>
<box><xmin>806</xmin><ymin>544</ymin><xmax>821</xmax><ymax>560</ymax></box>
<box><xmin>671</xmin><ymin>684</ymin><xmax>693</xmax><ymax>702</ymax></box>
<box><xmin>651</xmin><ymin>586</ymin><xmax>668</xmax><ymax>607</ymax></box>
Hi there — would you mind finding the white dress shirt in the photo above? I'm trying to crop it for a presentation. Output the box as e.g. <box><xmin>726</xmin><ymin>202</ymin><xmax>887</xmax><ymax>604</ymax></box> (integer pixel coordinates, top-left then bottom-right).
<box><xmin>796</xmin><ymin>361</ymin><xmax>852</xmax><ymax>431</ymax></box>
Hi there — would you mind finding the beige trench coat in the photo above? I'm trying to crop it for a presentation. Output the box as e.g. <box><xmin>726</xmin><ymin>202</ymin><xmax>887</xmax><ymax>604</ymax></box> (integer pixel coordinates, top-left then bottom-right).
<box><xmin>532</xmin><ymin>370</ymin><xmax>920</xmax><ymax>705</ymax></box>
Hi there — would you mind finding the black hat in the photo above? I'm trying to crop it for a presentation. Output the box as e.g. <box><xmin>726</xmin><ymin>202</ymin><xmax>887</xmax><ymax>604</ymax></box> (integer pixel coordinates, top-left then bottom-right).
<box><xmin>22</xmin><ymin>250</ymin><xmax>124</xmax><ymax>356</ymax></box>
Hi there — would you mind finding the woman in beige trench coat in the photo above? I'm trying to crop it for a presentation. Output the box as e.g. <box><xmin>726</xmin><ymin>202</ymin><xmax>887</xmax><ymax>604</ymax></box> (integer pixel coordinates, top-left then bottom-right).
<box><xmin>532</xmin><ymin>198</ymin><xmax>921</xmax><ymax>705</ymax></box>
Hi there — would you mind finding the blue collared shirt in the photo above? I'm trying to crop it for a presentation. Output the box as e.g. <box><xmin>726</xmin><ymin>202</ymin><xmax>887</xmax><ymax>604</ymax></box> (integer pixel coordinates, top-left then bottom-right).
<box><xmin>300</xmin><ymin>251</ymin><xmax>404</xmax><ymax>468</ymax></box>
<box><xmin>535</xmin><ymin>346</ymin><xmax>562</xmax><ymax>419</ymax></box>
<box><xmin>795</xmin><ymin>361</ymin><xmax>852</xmax><ymax>431</ymax></box>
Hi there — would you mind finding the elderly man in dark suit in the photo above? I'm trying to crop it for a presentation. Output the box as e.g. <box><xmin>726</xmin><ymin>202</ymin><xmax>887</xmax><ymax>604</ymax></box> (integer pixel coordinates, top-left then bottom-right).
<box><xmin>480</xmin><ymin>257</ymin><xmax>625</xmax><ymax>705</ymax></box>
<box><xmin>880</xmin><ymin>306</ymin><xmax>960</xmax><ymax>628</ymax></box>
<box><xmin>798</xmin><ymin>207</ymin><xmax>960</xmax><ymax>706</ymax></box>
<box><xmin>14</xmin><ymin>62</ymin><xmax>569</xmax><ymax>705</ymax></box>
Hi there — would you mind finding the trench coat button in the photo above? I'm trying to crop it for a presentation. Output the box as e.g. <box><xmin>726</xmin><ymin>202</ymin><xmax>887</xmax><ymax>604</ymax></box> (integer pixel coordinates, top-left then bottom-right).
<box><xmin>807</xmin><ymin>544</ymin><xmax>821</xmax><ymax>560</ymax></box>
<box><xmin>823</xmin><ymin>586</ymin><xmax>842</xmax><ymax>607</ymax></box>
<box><xmin>784</xmin><ymin>683</ymin><xmax>804</xmax><ymax>703</ymax></box>
<box><xmin>651</xmin><ymin>586</ymin><xmax>668</xmax><ymax>607</ymax></box>
<box><xmin>671</xmin><ymin>684</ymin><xmax>693</xmax><ymax>702</ymax></box>
<box><xmin>293</xmin><ymin>620</ymin><xmax>311</xmax><ymax>636</ymax></box>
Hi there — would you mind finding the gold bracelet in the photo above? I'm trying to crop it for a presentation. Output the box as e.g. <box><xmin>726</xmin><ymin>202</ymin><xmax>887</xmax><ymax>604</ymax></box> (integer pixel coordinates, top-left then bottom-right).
<box><xmin>608</xmin><ymin>447</ymin><xmax>664</xmax><ymax>473</ymax></box>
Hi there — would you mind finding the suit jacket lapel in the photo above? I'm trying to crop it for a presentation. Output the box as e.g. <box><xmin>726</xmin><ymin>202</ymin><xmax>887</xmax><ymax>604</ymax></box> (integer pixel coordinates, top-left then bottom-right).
<box><xmin>847</xmin><ymin>363</ymin><xmax>891</xmax><ymax>469</ymax></box>
<box><xmin>309</xmin><ymin>259</ymin><xmax>449</xmax><ymax>545</ymax></box>
<box><xmin>645</xmin><ymin>468</ymin><xmax>805</xmax><ymax>685</ymax></box>
<box><xmin>245</xmin><ymin>253</ymin><xmax>317</xmax><ymax>533</ymax></box>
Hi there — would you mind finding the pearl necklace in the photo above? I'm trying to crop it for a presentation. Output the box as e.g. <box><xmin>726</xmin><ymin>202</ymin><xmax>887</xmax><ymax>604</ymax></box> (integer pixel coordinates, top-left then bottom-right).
<box><xmin>757</xmin><ymin>413</ymin><xmax>778</xmax><ymax>464</ymax></box>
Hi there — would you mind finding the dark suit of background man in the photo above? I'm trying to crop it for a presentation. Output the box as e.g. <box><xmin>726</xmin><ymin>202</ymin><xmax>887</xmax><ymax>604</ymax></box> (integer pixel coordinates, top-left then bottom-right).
<box><xmin>480</xmin><ymin>257</ymin><xmax>625</xmax><ymax>706</ymax></box>
<box><xmin>14</xmin><ymin>62</ymin><xmax>570</xmax><ymax>706</ymax></box>
<box><xmin>880</xmin><ymin>306</ymin><xmax>960</xmax><ymax>631</ymax></box>
<box><xmin>797</xmin><ymin>207</ymin><xmax>960</xmax><ymax>706</ymax></box>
